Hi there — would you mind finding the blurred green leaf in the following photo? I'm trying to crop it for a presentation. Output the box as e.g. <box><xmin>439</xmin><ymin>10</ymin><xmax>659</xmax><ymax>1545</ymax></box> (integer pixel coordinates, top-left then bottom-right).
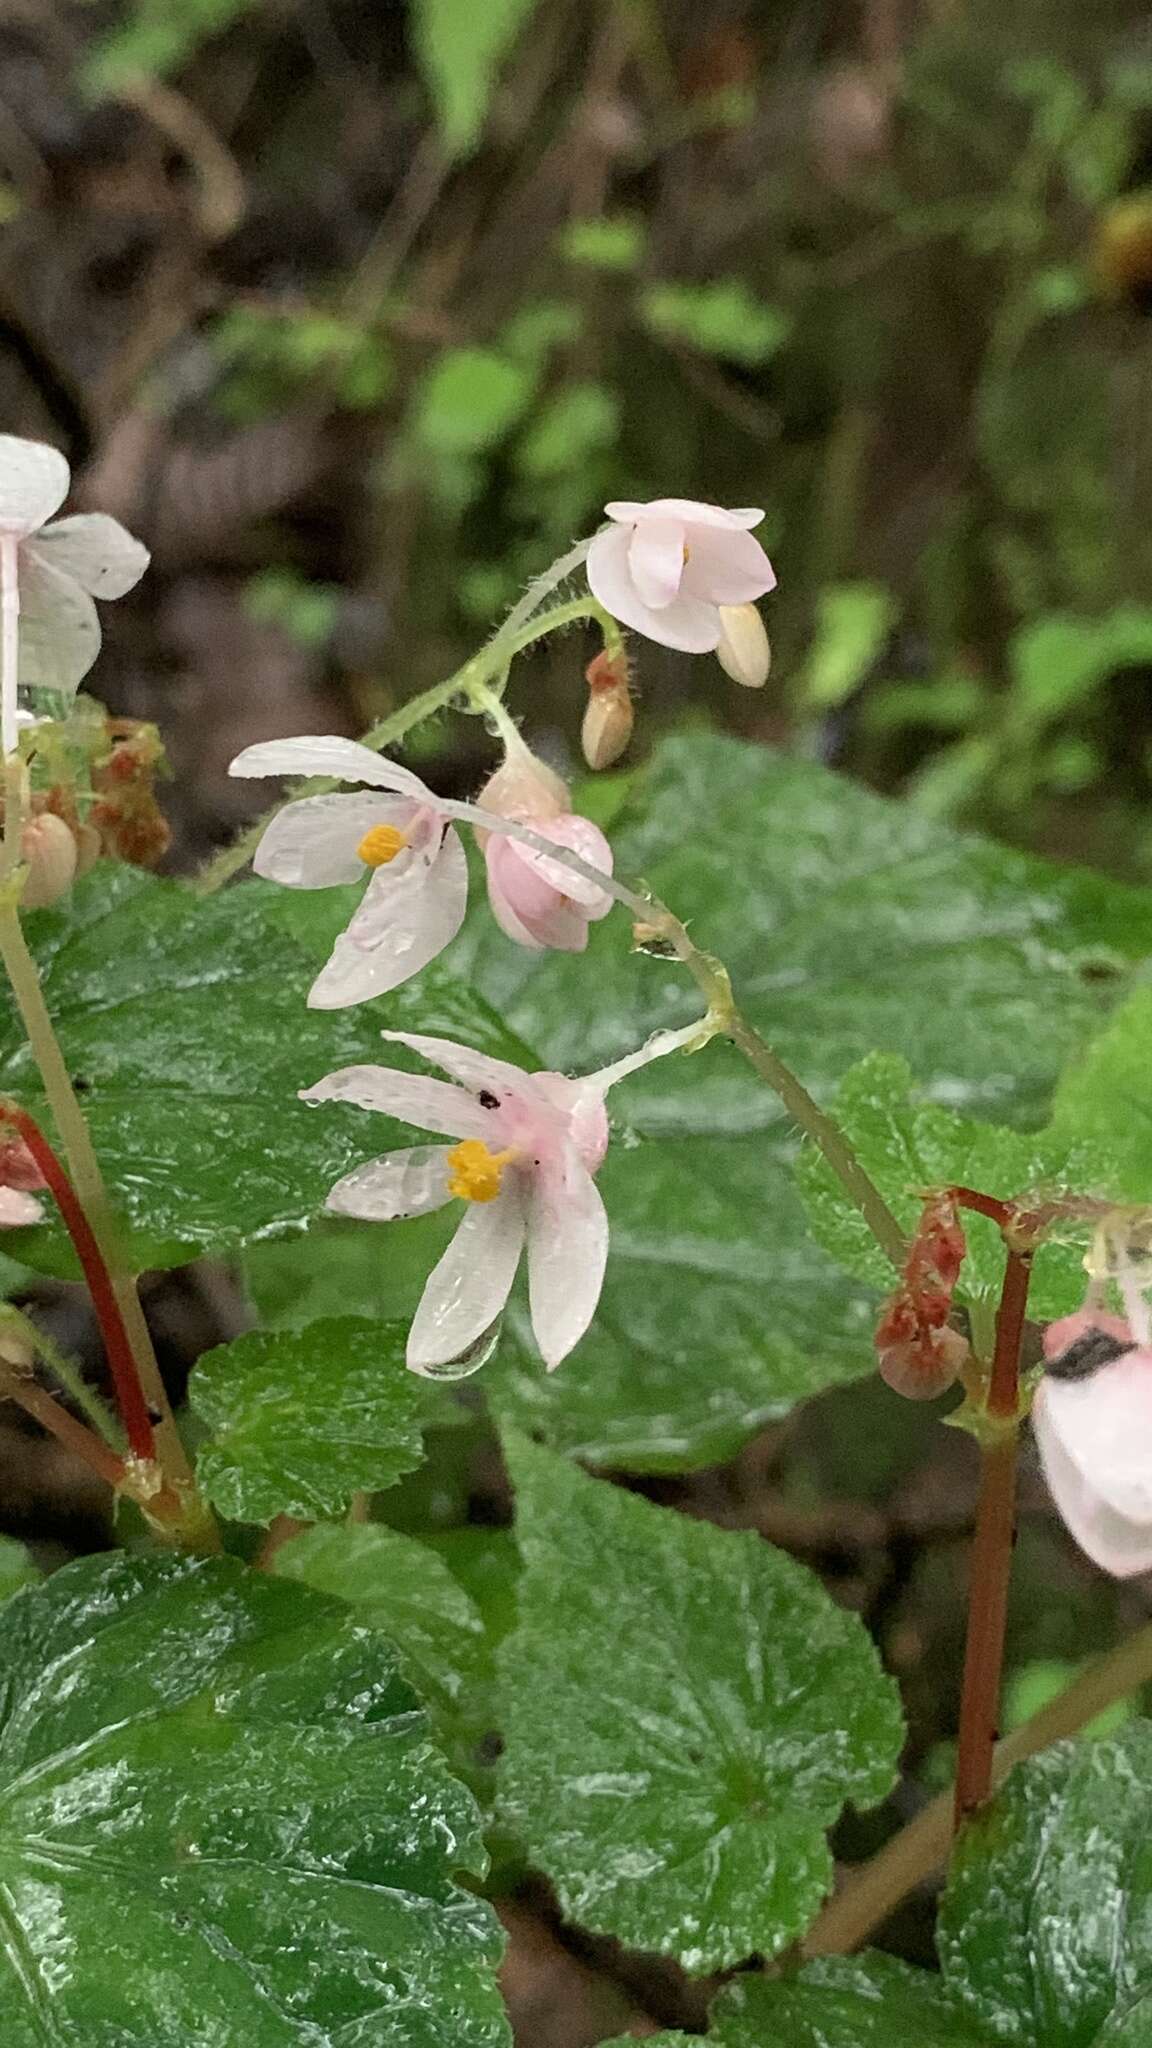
<box><xmin>515</xmin><ymin>381</ymin><xmax>619</xmax><ymax>477</ymax></box>
<box><xmin>1048</xmin><ymin>987</ymin><xmax>1152</xmax><ymax>1201</ymax></box>
<box><xmin>801</xmin><ymin>583</ymin><xmax>897</xmax><ymax>712</ymax></box>
<box><xmin>410</xmin><ymin>348</ymin><xmax>536</xmax><ymax>455</ymax></box>
<box><xmin>558</xmin><ymin>215</ymin><xmax>647</xmax><ymax>270</ymax></box>
<box><xmin>0</xmin><ymin>1537</ymin><xmax>39</xmax><ymax>1601</ymax></box>
<box><xmin>1003</xmin><ymin>1659</ymin><xmax>1134</xmax><ymax>1738</ymax></box>
<box><xmin>497</xmin><ymin>1434</ymin><xmax>903</xmax><ymax>1972</ymax></box>
<box><xmin>1009</xmin><ymin>609</ymin><xmax>1152</xmax><ymax>729</ymax></box>
<box><xmin>638</xmin><ymin>279</ymin><xmax>791</xmax><ymax>365</ymax></box>
<box><xmin>412</xmin><ymin>0</ymin><xmax>539</xmax><ymax>156</ymax></box>
<box><xmin>83</xmin><ymin>0</ymin><xmax>255</xmax><ymax>93</ymax></box>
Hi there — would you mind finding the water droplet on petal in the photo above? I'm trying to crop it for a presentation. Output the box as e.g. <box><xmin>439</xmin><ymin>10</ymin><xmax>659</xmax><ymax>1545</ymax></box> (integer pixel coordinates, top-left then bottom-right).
<box><xmin>418</xmin><ymin>1316</ymin><xmax>503</xmax><ymax>1380</ymax></box>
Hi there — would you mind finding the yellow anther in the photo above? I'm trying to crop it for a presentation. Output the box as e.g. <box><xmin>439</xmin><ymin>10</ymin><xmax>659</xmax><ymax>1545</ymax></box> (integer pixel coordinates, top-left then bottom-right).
<box><xmin>357</xmin><ymin>823</ymin><xmax>408</xmax><ymax>867</ymax></box>
<box><xmin>446</xmin><ymin>1139</ymin><xmax>517</xmax><ymax>1203</ymax></box>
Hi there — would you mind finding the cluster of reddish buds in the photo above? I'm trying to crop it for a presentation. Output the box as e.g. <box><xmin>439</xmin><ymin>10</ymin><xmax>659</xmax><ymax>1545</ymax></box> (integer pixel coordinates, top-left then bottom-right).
<box><xmin>874</xmin><ymin>1190</ymin><xmax>970</xmax><ymax>1400</ymax></box>
<box><xmin>88</xmin><ymin>718</ymin><xmax>171</xmax><ymax>868</ymax></box>
<box><xmin>5</xmin><ymin>709</ymin><xmax>170</xmax><ymax>910</ymax></box>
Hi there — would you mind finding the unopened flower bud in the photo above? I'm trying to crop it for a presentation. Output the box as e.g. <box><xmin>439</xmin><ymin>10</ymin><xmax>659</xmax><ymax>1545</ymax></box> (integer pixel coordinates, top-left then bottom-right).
<box><xmin>715</xmin><ymin>603</ymin><xmax>771</xmax><ymax>689</ymax></box>
<box><xmin>476</xmin><ymin>736</ymin><xmax>569</xmax><ymax>835</ymax></box>
<box><xmin>582</xmin><ymin>649</ymin><xmax>634</xmax><ymax>770</ymax></box>
<box><xmin>0</xmin><ymin>1324</ymin><xmax>33</xmax><ymax>1371</ymax></box>
<box><xmin>20</xmin><ymin>812</ymin><xmax>77</xmax><ymax>909</ymax></box>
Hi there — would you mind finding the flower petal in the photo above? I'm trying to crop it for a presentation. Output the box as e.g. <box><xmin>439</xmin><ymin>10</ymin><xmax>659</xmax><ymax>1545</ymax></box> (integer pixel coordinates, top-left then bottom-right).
<box><xmin>527</xmin><ymin>1147</ymin><xmax>609</xmax><ymax>1369</ymax></box>
<box><xmin>605</xmin><ymin>498</ymin><xmax>764</xmax><ymax>531</ymax></box>
<box><xmin>31</xmin><ymin>514</ymin><xmax>149</xmax><ymax>598</ymax></box>
<box><xmin>0</xmin><ymin>1188</ymin><xmax>43</xmax><ymax>1226</ymax></box>
<box><xmin>16</xmin><ymin>551</ymin><xmax>100</xmax><ymax>695</ymax></box>
<box><xmin>587</xmin><ymin>525</ymin><xmax>722</xmax><ymax>652</ymax></box>
<box><xmin>1038</xmin><ymin>1350</ymin><xmax>1152</xmax><ymax>1526</ymax></box>
<box><xmin>407</xmin><ymin>1186</ymin><xmax>527</xmax><ymax>1376</ymax></box>
<box><xmin>1034</xmin><ymin>1390</ymin><xmax>1152</xmax><ymax>1577</ymax></box>
<box><xmin>229</xmin><ymin>734</ymin><xmax>433</xmax><ymax>796</ymax></box>
<box><xmin>324</xmin><ymin>1145</ymin><xmax>455</xmax><ymax>1220</ymax></box>
<box><xmin>301</xmin><ymin>1064</ymin><xmax>492</xmax><ymax>1139</ymax></box>
<box><xmin>0</xmin><ymin>438</ymin><xmax>69</xmax><ymax>536</ymax></box>
<box><xmin>308</xmin><ymin>828</ymin><xmax>469</xmax><ymax>1008</ymax></box>
<box><xmin>253</xmin><ymin>792</ymin><xmax>414</xmax><ymax>888</ymax></box>
<box><xmin>378</xmin><ymin>1030</ymin><xmax>537</xmax><ymax>1106</ymax></box>
<box><xmin>627</xmin><ymin>516</ymin><xmax>685</xmax><ymax>610</ymax></box>
<box><xmin>485</xmin><ymin>838</ymin><xmax>598</xmax><ymax>952</ymax></box>
<box><xmin>680</xmin><ymin>524</ymin><xmax>777</xmax><ymax>605</ymax></box>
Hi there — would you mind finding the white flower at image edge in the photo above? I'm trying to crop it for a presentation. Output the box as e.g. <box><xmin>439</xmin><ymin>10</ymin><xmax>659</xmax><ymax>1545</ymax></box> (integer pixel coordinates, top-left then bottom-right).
<box><xmin>302</xmin><ymin>1025</ymin><xmax>699</xmax><ymax>1376</ymax></box>
<box><xmin>0</xmin><ymin>436</ymin><xmax>149</xmax><ymax>694</ymax></box>
<box><xmin>586</xmin><ymin>497</ymin><xmax>776</xmax><ymax>653</ymax></box>
<box><xmin>229</xmin><ymin>735</ymin><xmax>469</xmax><ymax>1007</ymax></box>
<box><xmin>1035</xmin><ymin>1307</ymin><xmax>1152</xmax><ymax>1577</ymax></box>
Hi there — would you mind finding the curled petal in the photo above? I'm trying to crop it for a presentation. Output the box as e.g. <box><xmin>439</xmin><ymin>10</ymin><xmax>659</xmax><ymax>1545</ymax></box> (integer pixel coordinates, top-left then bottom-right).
<box><xmin>254</xmin><ymin>792</ymin><xmax>415</xmax><ymax>888</ymax></box>
<box><xmin>679</xmin><ymin>525</ymin><xmax>776</xmax><ymax>606</ymax></box>
<box><xmin>325</xmin><ymin>1145</ymin><xmax>454</xmax><ymax>1221</ymax></box>
<box><xmin>527</xmin><ymin>1147</ymin><xmax>609</xmax><ymax>1369</ymax></box>
<box><xmin>605</xmin><ymin>499</ymin><xmax>764</xmax><ymax>531</ymax></box>
<box><xmin>407</xmin><ymin>1186</ymin><xmax>527</xmax><ymax>1375</ymax></box>
<box><xmin>31</xmin><ymin>514</ymin><xmax>149</xmax><ymax>598</ymax></box>
<box><xmin>485</xmin><ymin>838</ymin><xmax>592</xmax><ymax>952</ymax></box>
<box><xmin>301</xmin><ymin>1063</ymin><xmax>492</xmax><ymax>1139</ymax></box>
<box><xmin>229</xmin><ymin>734</ymin><xmax>432</xmax><ymax>796</ymax></box>
<box><xmin>627</xmin><ymin>517</ymin><xmax>685</xmax><ymax>610</ymax></box>
<box><xmin>587</xmin><ymin>525</ymin><xmax>722</xmax><ymax>653</ymax></box>
<box><xmin>378</xmin><ymin>1030</ymin><xmax>538</xmax><ymax>1106</ymax></box>
<box><xmin>0</xmin><ymin>437</ymin><xmax>69</xmax><ymax>536</ymax></box>
<box><xmin>308</xmin><ymin>828</ymin><xmax>468</xmax><ymax>1008</ymax></box>
<box><xmin>17</xmin><ymin>551</ymin><xmax>100</xmax><ymax>695</ymax></box>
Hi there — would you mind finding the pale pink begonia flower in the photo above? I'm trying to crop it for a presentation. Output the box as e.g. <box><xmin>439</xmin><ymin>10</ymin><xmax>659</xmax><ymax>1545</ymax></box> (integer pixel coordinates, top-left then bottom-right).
<box><xmin>476</xmin><ymin>737</ymin><xmax>614</xmax><ymax>953</ymax></box>
<box><xmin>302</xmin><ymin>1023</ymin><xmax>700</xmax><ymax>1377</ymax></box>
<box><xmin>229</xmin><ymin>734</ymin><xmax>470</xmax><ymax>1008</ymax></box>
<box><xmin>586</xmin><ymin>498</ymin><xmax>776</xmax><ymax>654</ymax></box>
<box><xmin>1035</xmin><ymin>1304</ymin><xmax>1152</xmax><ymax>1577</ymax></box>
<box><xmin>0</xmin><ymin>435</ymin><xmax>149</xmax><ymax>710</ymax></box>
<box><xmin>0</xmin><ymin>1132</ymin><xmax>46</xmax><ymax>1228</ymax></box>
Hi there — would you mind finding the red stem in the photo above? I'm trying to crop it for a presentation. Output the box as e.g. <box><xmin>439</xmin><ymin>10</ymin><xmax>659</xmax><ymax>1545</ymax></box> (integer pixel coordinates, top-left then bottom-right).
<box><xmin>952</xmin><ymin>1185</ymin><xmax>1013</xmax><ymax>1227</ymax></box>
<box><xmin>1</xmin><ymin>1104</ymin><xmax>156</xmax><ymax>1461</ymax></box>
<box><xmin>953</xmin><ymin>1245</ymin><xmax>1033</xmax><ymax>1829</ymax></box>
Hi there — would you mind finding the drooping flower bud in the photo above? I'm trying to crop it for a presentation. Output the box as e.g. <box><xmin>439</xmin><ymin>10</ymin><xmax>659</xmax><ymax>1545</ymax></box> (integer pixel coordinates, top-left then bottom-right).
<box><xmin>874</xmin><ymin>1191</ymin><xmax>969</xmax><ymax>1400</ymax></box>
<box><xmin>581</xmin><ymin>648</ymin><xmax>634</xmax><ymax>770</ymax></box>
<box><xmin>477</xmin><ymin>734</ymin><xmax>614</xmax><ymax>953</ymax></box>
<box><xmin>475</xmin><ymin>733</ymin><xmax>569</xmax><ymax>829</ymax></box>
<box><xmin>20</xmin><ymin>811</ymin><xmax>77</xmax><ymax>909</ymax></box>
<box><xmin>715</xmin><ymin>603</ymin><xmax>771</xmax><ymax>688</ymax></box>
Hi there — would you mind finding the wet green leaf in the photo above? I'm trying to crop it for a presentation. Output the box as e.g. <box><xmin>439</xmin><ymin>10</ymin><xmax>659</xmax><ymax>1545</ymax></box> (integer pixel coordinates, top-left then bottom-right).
<box><xmin>601</xmin><ymin>1960</ymin><xmax>984</xmax><ymax>2048</ymax></box>
<box><xmin>412</xmin><ymin>0</ymin><xmax>538</xmax><ymax>156</ymax></box>
<box><xmin>497</xmin><ymin>1435</ymin><xmax>903</xmax><ymax>1971</ymax></box>
<box><xmin>190</xmin><ymin>1316</ymin><xmax>425</xmax><ymax>1522</ymax></box>
<box><xmin>0</xmin><ymin>1550</ymin><xmax>508</xmax><ymax>2047</ymax></box>
<box><xmin>1048</xmin><ymin>986</ymin><xmax>1152</xmax><ymax>1202</ymax></box>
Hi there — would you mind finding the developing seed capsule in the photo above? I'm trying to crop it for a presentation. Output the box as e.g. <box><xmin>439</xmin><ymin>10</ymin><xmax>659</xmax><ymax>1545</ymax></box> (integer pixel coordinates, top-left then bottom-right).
<box><xmin>20</xmin><ymin>812</ymin><xmax>78</xmax><ymax>909</ymax></box>
<box><xmin>715</xmin><ymin>603</ymin><xmax>771</xmax><ymax>688</ymax></box>
<box><xmin>581</xmin><ymin>649</ymin><xmax>634</xmax><ymax>769</ymax></box>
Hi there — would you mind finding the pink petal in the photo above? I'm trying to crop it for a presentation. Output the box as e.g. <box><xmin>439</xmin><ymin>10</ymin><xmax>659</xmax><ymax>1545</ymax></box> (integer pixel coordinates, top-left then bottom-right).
<box><xmin>1034</xmin><ymin>1391</ymin><xmax>1152</xmax><ymax>1577</ymax></box>
<box><xmin>587</xmin><ymin>525</ymin><xmax>722</xmax><ymax>653</ymax></box>
<box><xmin>0</xmin><ymin>438</ymin><xmax>69</xmax><ymax>536</ymax></box>
<box><xmin>407</xmin><ymin>1186</ymin><xmax>527</xmax><ymax>1375</ymax></box>
<box><xmin>532</xmin><ymin>1075</ymin><xmax>610</xmax><ymax>1172</ymax></box>
<box><xmin>1038</xmin><ymin>1350</ymin><xmax>1152</xmax><ymax>1525</ymax></box>
<box><xmin>627</xmin><ymin>517</ymin><xmax>686</xmax><ymax>610</ymax></box>
<box><xmin>605</xmin><ymin>499</ymin><xmax>764</xmax><ymax>531</ymax></box>
<box><xmin>229</xmin><ymin>734</ymin><xmax>432</xmax><ymax>797</ymax></box>
<box><xmin>485</xmin><ymin>839</ymin><xmax>593</xmax><ymax>953</ymax></box>
<box><xmin>679</xmin><ymin>524</ymin><xmax>777</xmax><ymax>605</ymax></box>
<box><xmin>525</xmin><ymin>815</ymin><xmax>614</xmax><ymax>912</ymax></box>
<box><xmin>324</xmin><ymin>1145</ymin><xmax>455</xmax><ymax>1220</ymax></box>
<box><xmin>1043</xmin><ymin>1309</ymin><xmax>1132</xmax><ymax>1360</ymax></box>
<box><xmin>378</xmin><ymin>1030</ymin><xmax>537</xmax><ymax>1106</ymax></box>
<box><xmin>32</xmin><ymin>514</ymin><xmax>149</xmax><ymax>598</ymax></box>
<box><xmin>527</xmin><ymin>1147</ymin><xmax>609</xmax><ymax>1369</ymax></box>
<box><xmin>254</xmin><ymin>793</ymin><xmax>415</xmax><ymax>888</ymax></box>
<box><xmin>0</xmin><ymin>1188</ymin><xmax>43</xmax><ymax>1226</ymax></box>
<box><xmin>16</xmin><ymin>550</ymin><xmax>100</xmax><ymax>695</ymax></box>
<box><xmin>300</xmin><ymin>1064</ymin><xmax>492</xmax><ymax>1139</ymax></box>
<box><xmin>308</xmin><ymin>827</ymin><xmax>468</xmax><ymax>1008</ymax></box>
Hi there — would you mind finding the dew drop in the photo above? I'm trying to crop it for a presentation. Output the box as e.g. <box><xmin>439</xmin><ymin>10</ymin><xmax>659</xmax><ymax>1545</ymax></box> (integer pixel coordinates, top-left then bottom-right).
<box><xmin>418</xmin><ymin>1317</ymin><xmax>503</xmax><ymax>1381</ymax></box>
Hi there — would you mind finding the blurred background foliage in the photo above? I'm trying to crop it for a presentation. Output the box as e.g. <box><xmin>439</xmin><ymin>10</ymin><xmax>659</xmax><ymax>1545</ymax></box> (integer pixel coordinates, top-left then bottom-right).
<box><xmin>6</xmin><ymin>0</ymin><xmax>1152</xmax><ymax>870</ymax></box>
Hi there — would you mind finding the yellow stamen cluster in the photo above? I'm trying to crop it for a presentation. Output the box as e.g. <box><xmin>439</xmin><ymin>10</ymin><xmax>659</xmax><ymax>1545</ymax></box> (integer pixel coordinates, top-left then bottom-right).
<box><xmin>446</xmin><ymin>1139</ymin><xmax>517</xmax><ymax>1203</ymax></box>
<box><xmin>357</xmin><ymin>823</ymin><xmax>408</xmax><ymax>867</ymax></box>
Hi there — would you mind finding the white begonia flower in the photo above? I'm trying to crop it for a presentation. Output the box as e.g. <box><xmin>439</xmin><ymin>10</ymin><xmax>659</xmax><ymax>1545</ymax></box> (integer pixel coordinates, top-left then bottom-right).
<box><xmin>301</xmin><ymin>1023</ymin><xmax>702</xmax><ymax>1377</ymax></box>
<box><xmin>0</xmin><ymin>436</ymin><xmax>149</xmax><ymax>727</ymax></box>
<box><xmin>229</xmin><ymin>735</ymin><xmax>471</xmax><ymax>1008</ymax></box>
<box><xmin>586</xmin><ymin>498</ymin><xmax>776</xmax><ymax>654</ymax></box>
<box><xmin>1036</xmin><ymin>1303</ymin><xmax>1152</xmax><ymax>1578</ymax></box>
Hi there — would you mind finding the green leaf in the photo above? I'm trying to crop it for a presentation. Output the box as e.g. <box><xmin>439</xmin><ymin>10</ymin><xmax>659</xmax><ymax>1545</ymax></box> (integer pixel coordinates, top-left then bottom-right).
<box><xmin>638</xmin><ymin>279</ymin><xmax>791</xmax><ymax>365</ymax></box>
<box><xmin>82</xmin><ymin>0</ymin><xmax>254</xmax><ymax>94</ymax></box>
<box><xmin>3</xmin><ymin>864</ymin><xmax>525</xmax><ymax>1273</ymax></box>
<box><xmin>497</xmin><ymin>1435</ymin><xmax>903</xmax><ymax>1972</ymax></box>
<box><xmin>801</xmin><ymin>583</ymin><xmax>897</xmax><ymax>712</ymax></box>
<box><xmin>274</xmin><ymin>1522</ymin><xmax>495</xmax><ymax>1768</ymax></box>
<box><xmin>515</xmin><ymin>381</ymin><xmax>619</xmax><ymax>478</ymax></box>
<box><xmin>1008</xmin><ymin>609</ymin><xmax>1152</xmax><ymax>730</ymax></box>
<box><xmin>457</xmin><ymin>733</ymin><xmax>1152</xmax><ymax>1467</ymax></box>
<box><xmin>603</xmin><ymin>1959</ymin><xmax>985</xmax><ymax>2048</ymax></box>
<box><xmin>410</xmin><ymin>348</ymin><xmax>536</xmax><ymax>455</ymax></box>
<box><xmin>0</xmin><ymin>1536</ymin><xmax>39</xmax><ymax>1601</ymax></box>
<box><xmin>0</xmin><ymin>1550</ymin><xmax>508</xmax><ymax>2047</ymax></box>
<box><xmin>794</xmin><ymin>1051</ymin><xmax>1119</xmax><ymax>1320</ymax></box>
<box><xmin>1048</xmin><ymin>987</ymin><xmax>1152</xmax><ymax>1201</ymax></box>
<box><xmin>939</xmin><ymin>1727</ymin><xmax>1152</xmax><ymax>2046</ymax></box>
<box><xmin>558</xmin><ymin>214</ymin><xmax>646</xmax><ymax>270</ymax></box>
<box><xmin>189</xmin><ymin>1316</ymin><xmax>425</xmax><ymax>1522</ymax></box>
<box><xmin>412</xmin><ymin>0</ymin><xmax>538</xmax><ymax>155</ymax></box>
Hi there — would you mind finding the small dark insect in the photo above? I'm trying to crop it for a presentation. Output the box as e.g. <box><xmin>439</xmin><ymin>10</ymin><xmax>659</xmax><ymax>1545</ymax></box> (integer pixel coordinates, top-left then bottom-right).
<box><xmin>478</xmin><ymin>1090</ymin><xmax>499</xmax><ymax>1110</ymax></box>
<box><xmin>71</xmin><ymin>1075</ymin><xmax>91</xmax><ymax>1093</ymax></box>
<box><xmin>147</xmin><ymin>1407</ymin><xmax>164</xmax><ymax>1427</ymax></box>
<box><xmin>1045</xmin><ymin>1327</ymin><xmax>1131</xmax><ymax>1382</ymax></box>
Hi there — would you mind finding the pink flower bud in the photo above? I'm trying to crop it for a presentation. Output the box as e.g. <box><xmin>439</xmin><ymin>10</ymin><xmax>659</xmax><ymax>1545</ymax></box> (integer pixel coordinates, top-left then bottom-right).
<box><xmin>20</xmin><ymin>812</ymin><xmax>77</xmax><ymax>909</ymax></box>
<box><xmin>478</xmin><ymin>739</ymin><xmax>614</xmax><ymax>953</ymax></box>
<box><xmin>715</xmin><ymin>603</ymin><xmax>771</xmax><ymax>688</ymax></box>
<box><xmin>582</xmin><ymin>649</ymin><xmax>634</xmax><ymax>769</ymax></box>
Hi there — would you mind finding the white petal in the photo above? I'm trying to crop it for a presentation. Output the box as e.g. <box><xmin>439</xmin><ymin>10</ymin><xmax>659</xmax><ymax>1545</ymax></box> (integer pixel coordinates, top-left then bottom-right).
<box><xmin>253</xmin><ymin>793</ymin><xmax>414</xmax><ymax>888</ymax></box>
<box><xmin>300</xmin><ymin>1064</ymin><xmax>493</xmax><ymax>1138</ymax></box>
<box><xmin>1038</xmin><ymin>1353</ymin><xmax>1152</xmax><ymax>1525</ymax></box>
<box><xmin>1034</xmin><ymin>1394</ymin><xmax>1152</xmax><ymax>1577</ymax></box>
<box><xmin>229</xmin><ymin>734</ymin><xmax>432</xmax><ymax>795</ymax></box>
<box><xmin>627</xmin><ymin>517</ymin><xmax>685</xmax><ymax>610</ymax></box>
<box><xmin>407</xmin><ymin>1186</ymin><xmax>526</xmax><ymax>1375</ymax></box>
<box><xmin>325</xmin><ymin>1145</ymin><xmax>454</xmax><ymax>1220</ymax></box>
<box><xmin>0</xmin><ymin>1188</ymin><xmax>43</xmax><ymax>1226</ymax></box>
<box><xmin>379</xmin><ymin>1030</ymin><xmax>536</xmax><ymax>1106</ymax></box>
<box><xmin>308</xmin><ymin>828</ymin><xmax>469</xmax><ymax>1008</ymax></box>
<box><xmin>527</xmin><ymin>1147</ymin><xmax>609</xmax><ymax>1369</ymax></box>
<box><xmin>32</xmin><ymin>514</ymin><xmax>149</xmax><ymax>598</ymax></box>
<box><xmin>16</xmin><ymin>552</ymin><xmax>100</xmax><ymax>695</ymax></box>
<box><xmin>0</xmin><ymin>438</ymin><xmax>69</xmax><ymax>535</ymax></box>
<box><xmin>587</xmin><ymin>525</ymin><xmax>722</xmax><ymax>653</ymax></box>
<box><xmin>680</xmin><ymin>524</ymin><xmax>777</xmax><ymax>605</ymax></box>
<box><xmin>605</xmin><ymin>498</ymin><xmax>764</xmax><ymax>531</ymax></box>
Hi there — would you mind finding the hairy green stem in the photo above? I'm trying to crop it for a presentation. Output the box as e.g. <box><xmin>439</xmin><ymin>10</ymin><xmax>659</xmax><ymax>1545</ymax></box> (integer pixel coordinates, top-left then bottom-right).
<box><xmin>2</xmin><ymin>1303</ymin><xmax>124</xmax><ymax>1447</ymax></box>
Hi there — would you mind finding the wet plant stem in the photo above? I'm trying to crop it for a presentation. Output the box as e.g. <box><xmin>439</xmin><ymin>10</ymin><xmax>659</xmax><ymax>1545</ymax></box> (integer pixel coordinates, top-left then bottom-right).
<box><xmin>0</xmin><ymin>1364</ymin><xmax>128</xmax><ymax>1490</ymax></box>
